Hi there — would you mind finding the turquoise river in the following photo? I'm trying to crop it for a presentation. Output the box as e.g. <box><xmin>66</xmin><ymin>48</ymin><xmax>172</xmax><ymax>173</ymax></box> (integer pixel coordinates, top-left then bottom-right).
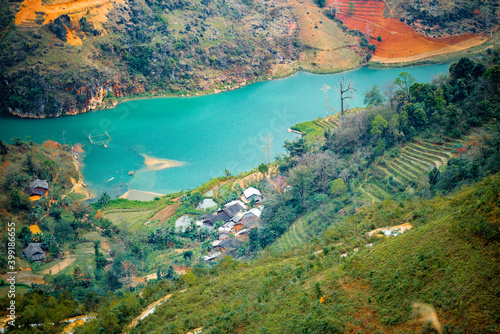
<box><xmin>0</xmin><ymin>63</ymin><xmax>451</xmax><ymax>199</ymax></box>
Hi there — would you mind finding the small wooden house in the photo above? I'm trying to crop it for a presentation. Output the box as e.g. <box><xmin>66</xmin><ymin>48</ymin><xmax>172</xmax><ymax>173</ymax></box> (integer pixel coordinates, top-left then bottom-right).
<box><xmin>23</xmin><ymin>243</ymin><xmax>45</xmax><ymax>261</ymax></box>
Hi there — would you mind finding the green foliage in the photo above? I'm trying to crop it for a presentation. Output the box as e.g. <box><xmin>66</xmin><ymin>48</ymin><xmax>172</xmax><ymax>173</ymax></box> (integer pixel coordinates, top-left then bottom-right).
<box><xmin>314</xmin><ymin>0</ymin><xmax>326</xmax><ymax>8</ymax></box>
<box><xmin>363</xmin><ymin>85</ymin><xmax>384</xmax><ymax>106</ymax></box>
<box><xmin>330</xmin><ymin>178</ymin><xmax>347</xmax><ymax>197</ymax></box>
<box><xmin>370</xmin><ymin>114</ymin><xmax>388</xmax><ymax>135</ymax></box>
<box><xmin>258</xmin><ymin>163</ymin><xmax>269</xmax><ymax>174</ymax></box>
<box><xmin>98</xmin><ymin>192</ymin><xmax>111</xmax><ymax>207</ymax></box>
<box><xmin>10</xmin><ymin>188</ymin><xmax>30</xmax><ymax>212</ymax></box>
<box><xmin>394</xmin><ymin>72</ymin><xmax>416</xmax><ymax>101</ymax></box>
<box><xmin>348</xmin><ymin>1</ymin><xmax>355</xmax><ymax>15</ymax></box>
<box><xmin>94</xmin><ymin>241</ymin><xmax>107</xmax><ymax>271</ymax></box>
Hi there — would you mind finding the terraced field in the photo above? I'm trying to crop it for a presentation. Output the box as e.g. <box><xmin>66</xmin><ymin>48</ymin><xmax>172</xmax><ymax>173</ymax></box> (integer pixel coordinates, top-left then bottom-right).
<box><xmin>291</xmin><ymin>113</ymin><xmax>341</xmax><ymax>143</ymax></box>
<box><xmin>360</xmin><ymin>137</ymin><xmax>463</xmax><ymax>202</ymax></box>
<box><xmin>271</xmin><ymin>209</ymin><xmax>333</xmax><ymax>253</ymax></box>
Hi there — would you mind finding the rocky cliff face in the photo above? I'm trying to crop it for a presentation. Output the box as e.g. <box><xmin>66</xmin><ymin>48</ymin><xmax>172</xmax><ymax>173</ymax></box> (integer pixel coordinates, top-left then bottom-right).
<box><xmin>0</xmin><ymin>0</ymin><xmax>302</xmax><ymax>118</ymax></box>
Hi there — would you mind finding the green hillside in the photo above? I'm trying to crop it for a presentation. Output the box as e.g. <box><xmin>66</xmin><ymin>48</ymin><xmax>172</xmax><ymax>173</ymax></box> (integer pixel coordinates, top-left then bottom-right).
<box><xmin>1</xmin><ymin>56</ymin><xmax>499</xmax><ymax>333</ymax></box>
<box><xmin>125</xmin><ymin>173</ymin><xmax>500</xmax><ymax>334</ymax></box>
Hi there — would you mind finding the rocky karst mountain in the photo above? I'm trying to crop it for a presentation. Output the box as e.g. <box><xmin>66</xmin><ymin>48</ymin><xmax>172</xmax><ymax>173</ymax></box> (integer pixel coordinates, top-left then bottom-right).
<box><xmin>0</xmin><ymin>0</ymin><xmax>497</xmax><ymax>117</ymax></box>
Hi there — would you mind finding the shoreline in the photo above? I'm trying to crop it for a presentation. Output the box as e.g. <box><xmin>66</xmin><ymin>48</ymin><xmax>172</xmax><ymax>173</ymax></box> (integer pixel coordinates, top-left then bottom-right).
<box><xmin>70</xmin><ymin>31</ymin><xmax>497</xmax><ymax>113</ymax></box>
<box><xmin>69</xmin><ymin>148</ymin><xmax>94</xmax><ymax>201</ymax></box>
<box><xmin>120</xmin><ymin>189</ymin><xmax>166</xmax><ymax>201</ymax></box>
<box><xmin>6</xmin><ymin>34</ymin><xmax>490</xmax><ymax>120</ymax></box>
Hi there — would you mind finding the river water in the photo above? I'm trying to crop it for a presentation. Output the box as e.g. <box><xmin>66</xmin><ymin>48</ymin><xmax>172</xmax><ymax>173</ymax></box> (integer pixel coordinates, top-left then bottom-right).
<box><xmin>0</xmin><ymin>63</ymin><xmax>451</xmax><ymax>198</ymax></box>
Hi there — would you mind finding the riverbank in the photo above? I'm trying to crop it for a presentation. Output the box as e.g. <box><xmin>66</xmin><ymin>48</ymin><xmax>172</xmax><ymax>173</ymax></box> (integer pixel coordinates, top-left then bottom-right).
<box><xmin>120</xmin><ymin>190</ymin><xmax>166</xmax><ymax>201</ymax></box>
<box><xmin>68</xmin><ymin>146</ymin><xmax>94</xmax><ymax>201</ymax></box>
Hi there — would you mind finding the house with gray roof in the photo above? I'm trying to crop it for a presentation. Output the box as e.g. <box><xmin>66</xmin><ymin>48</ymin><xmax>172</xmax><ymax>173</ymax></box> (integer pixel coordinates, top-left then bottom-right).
<box><xmin>29</xmin><ymin>179</ymin><xmax>49</xmax><ymax>190</ymax></box>
<box><xmin>23</xmin><ymin>243</ymin><xmax>46</xmax><ymax>261</ymax></box>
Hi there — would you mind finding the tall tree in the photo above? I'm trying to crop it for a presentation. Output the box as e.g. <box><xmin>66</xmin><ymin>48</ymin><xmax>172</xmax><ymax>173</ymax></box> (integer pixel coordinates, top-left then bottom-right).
<box><xmin>338</xmin><ymin>76</ymin><xmax>356</xmax><ymax>117</ymax></box>
<box><xmin>363</xmin><ymin>85</ymin><xmax>384</xmax><ymax>106</ymax></box>
<box><xmin>98</xmin><ymin>192</ymin><xmax>111</xmax><ymax>207</ymax></box>
<box><xmin>394</xmin><ymin>72</ymin><xmax>416</xmax><ymax>102</ymax></box>
<box><xmin>321</xmin><ymin>84</ymin><xmax>331</xmax><ymax>117</ymax></box>
<box><xmin>0</xmin><ymin>140</ymin><xmax>8</xmax><ymax>161</ymax></box>
<box><xmin>94</xmin><ymin>241</ymin><xmax>107</xmax><ymax>271</ymax></box>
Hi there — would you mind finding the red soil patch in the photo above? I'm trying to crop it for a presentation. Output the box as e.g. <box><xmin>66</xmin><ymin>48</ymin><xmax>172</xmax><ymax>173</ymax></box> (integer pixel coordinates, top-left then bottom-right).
<box><xmin>150</xmin><ymin>202</ymin><xmax>181</xmax><ymax>225</ymax></box>
<box><xmin>328</xmin><ymin>0</ymin><xmax>480</xmax><ymax>59</ymax></box>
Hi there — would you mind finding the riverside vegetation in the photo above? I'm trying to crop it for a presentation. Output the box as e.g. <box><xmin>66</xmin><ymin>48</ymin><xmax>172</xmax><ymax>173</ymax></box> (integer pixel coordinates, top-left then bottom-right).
<box><xmin>0</xmin><ymin>51</ymin><xmax>498</xmax><ymax>333</ymax></box>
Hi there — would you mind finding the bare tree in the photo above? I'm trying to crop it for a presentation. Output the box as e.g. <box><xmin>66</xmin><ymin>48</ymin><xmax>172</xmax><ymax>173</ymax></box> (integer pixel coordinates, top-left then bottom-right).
<box><xmin>384</xmin><ymin>82</ymin><xmax>397</xmax><ymax>109</ymax></box>
<box><xmin>333</xmin><ymin>0</ymin><xmax>339</xmax><ymax>18</ymax></box>
<box><xmin>262</xmin><ymin>134</ymin><xmax>272</xmax><ymax>165</ymax></box>
<box><xmin>321</xmin><ymin>84</ymin><xmax>331</xmax><ymax>117</ymax></box>
<box><xmin>338</xmin><ymin>76</ymin><xmax>356</xmax><ymax>117</ymax></box>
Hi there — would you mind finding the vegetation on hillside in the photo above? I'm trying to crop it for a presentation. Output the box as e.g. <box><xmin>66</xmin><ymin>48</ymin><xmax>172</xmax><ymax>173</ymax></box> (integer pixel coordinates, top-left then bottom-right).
<box><xmin>386</xmin><ymin>0</ymin><xmax>499</xmax><ymax>37</ymax></box>
<box><xmin>0</xmin><ymin>53</ymin><xmax>499</xmax><ymax>333</ymax></box>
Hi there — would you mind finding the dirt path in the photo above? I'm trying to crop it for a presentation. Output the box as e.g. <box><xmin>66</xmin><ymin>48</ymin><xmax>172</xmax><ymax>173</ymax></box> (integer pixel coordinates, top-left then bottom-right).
<box><xmin>125</xmin><ymin>293</ymin><xmax>174</xmax><ymax>332</ymax></box>
<box><xmin>42</xmin><ymin>255</ymin><xmax>76</xmax><ymax>275</ymax></box>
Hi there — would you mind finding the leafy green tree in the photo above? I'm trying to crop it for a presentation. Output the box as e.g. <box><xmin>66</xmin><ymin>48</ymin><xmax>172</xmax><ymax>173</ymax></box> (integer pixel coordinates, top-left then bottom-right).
<box><xmin>314</xmin><ymin>0</ymin><xmax>326</xmax><ymax>7</ymax></box>
<box><xmin>54</xmin><ymin>220</ymin><xmax>72</xmax><ymax>245</ymax></box>
<box><xmin>288</xmin><ymin>165</ymin><xmax>312</xmax><ymax>209</ymax></box>
<box><xmin>18</xmin><ymin>226</ymin><xmax>32</xmax><ymax>247</ymax></box>
<box><xmin>11</xmin><ymin>137</ymin><xmax>24</xmax><ymax>146</ymax></box>
<box><xmin>70</xmin><ymin>219</ymin><xmax>80</xmax><ymax>241</ymax></box>
<box><xmin>394</xmin><ymin>72</ymin><xmax>416</xmax><ymax>102</ymax></box>
<box><xmin>94</xmin><ymin>241</ymin><xmax>107</xmax><ymax>271</ymax></box>
<box><xmin>330</xmin><ymin>178</ymin><xmax>347</xmax><ymax>197</ymax></box>
<box><xmin>363</xmin><ymin>85</ymin><xmax>384</xmax><ymax>106</ymax></box>
<box><xmin>412</xmin><ymin>108</ymin><xmax>428</xmax><ymax>127</ymax></box>
<box><xmin>105</xmin><ymin>271</ymin><xmax>122</xmax><ymax>291</ymax></box>
<box><xmin>189</xmin><ymin>192</ymin><xmax>203</xmax><ymax>205</ymax></box>
<box><xmin>183</xmin><ymin>250</ymin><xmax>193</xmax><ymax>261</ymax></box>
<box><xmin>0</xmin><ymin>140</ymin><xmax>8</xmax><ymax>161</ymax></box>
<box><xmin>428</xmin><ymin>167</ymin><xmax>440</xmax><ymax>187</ymax></box>
<box><xmin>348</xmin><ymin>1</ymin><xmax>355</xmax><ymax>14</ymax></box>
<box><xmin>98</xmin><ymin>192</ymin><xmax>111</xmax><ymax>207</ymax></box>
<box><xmin>10</xmin><ymin>188</ymin><xmax>30</xmax><ymax>212</ymax></box>
<box><xmin>375</xmin><ymin>138</ymin><xmax>386</xmax><ymax>156</ymax></box>
<box><xmin>370</xmin><ymin>114</ymin><xmax>388</xmax><ymax>136</ymax></box>
<box><xmin>284</xmin><ymin>138</ymin><xmax>306</xmax><ymax>157</ymax></box>
<box><xmin>258</xmin><ymin>163</ymin><xmax>269</xmax><ymax>174</ymax></box>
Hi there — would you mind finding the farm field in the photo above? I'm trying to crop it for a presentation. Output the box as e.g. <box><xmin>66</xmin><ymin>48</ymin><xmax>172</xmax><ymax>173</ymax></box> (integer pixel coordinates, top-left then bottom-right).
<box><xmin>360</xmin><ymin>138</ymin><xmax>463</xmax><ymax>203</ymax></box>
<box><xmin>328</xmin><ymin>0</ymin><xmax>487</xmax><ymax>60</ymax></box>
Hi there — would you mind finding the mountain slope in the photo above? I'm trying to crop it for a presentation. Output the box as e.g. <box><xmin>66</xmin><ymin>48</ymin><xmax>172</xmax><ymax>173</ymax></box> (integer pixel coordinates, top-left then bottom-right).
<box><xmin>122</xmin><ymin>174</ymin><xmax>500</xmax><ymax>334</ymax></box>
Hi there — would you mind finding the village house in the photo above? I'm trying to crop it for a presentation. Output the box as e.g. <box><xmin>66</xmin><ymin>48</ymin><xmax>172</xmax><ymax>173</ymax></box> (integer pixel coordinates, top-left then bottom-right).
<box><xmin>197</xmin><ymin>212</ymin><xmax>231</xmax><ymax>230</ymax></box>
<box><xmin>243</xmin><ymin>187</ymin><xmax>263</xmax><ymax>203</ymax></box>
<box><xmin>22</xmin><ymin>243</ymin><xmax>46</xmax><ymax>261</ymax></box>
<box><xmin>213</xmin><ymin>238</ymin><xmax>243</xmax><ymax>257</ymax></box>
<box><xmin>24</xmin><ymin>178</ymin><xmax>49</xmax><ymax>202</ymax></box>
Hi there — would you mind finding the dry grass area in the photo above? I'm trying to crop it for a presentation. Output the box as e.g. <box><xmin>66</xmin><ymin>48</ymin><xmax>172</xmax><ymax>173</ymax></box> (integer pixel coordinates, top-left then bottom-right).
<box><xmin>270</xmin><ymin>0</ymin><xmax>361</xmax><ymax>74</ymax></box>
<box><xmin>103</xmin><ymin>208</ymin><xmax>156</xmax><ymax>231</ymax></box>
<box><xmin>15</xmin><ymin>0</ymin><xmax>125</xmax><ymax>45</ymax></box>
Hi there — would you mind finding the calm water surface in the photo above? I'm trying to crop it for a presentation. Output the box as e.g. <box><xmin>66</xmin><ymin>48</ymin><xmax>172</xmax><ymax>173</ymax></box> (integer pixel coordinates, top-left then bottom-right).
<box><xmin>0</xmin><ymin>64</ymin><xmax>451</xmax><ymax>197</ymax></box>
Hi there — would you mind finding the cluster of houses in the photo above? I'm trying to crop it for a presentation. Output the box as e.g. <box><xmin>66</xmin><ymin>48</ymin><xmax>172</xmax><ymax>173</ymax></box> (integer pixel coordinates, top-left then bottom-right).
<box><xmin>23</xmin><ymin>178</ymin><xmax>49</xmax><ymax>202</ymax></box>
<box><xmin>21</xmin><ymin>179</ymin><xmax>49</xmax><ymax>262</ymax></box>
<box><xmin>200</xmin><ymin>187</ymin><xmax>264</xmax><ymax>262</ymax></box>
